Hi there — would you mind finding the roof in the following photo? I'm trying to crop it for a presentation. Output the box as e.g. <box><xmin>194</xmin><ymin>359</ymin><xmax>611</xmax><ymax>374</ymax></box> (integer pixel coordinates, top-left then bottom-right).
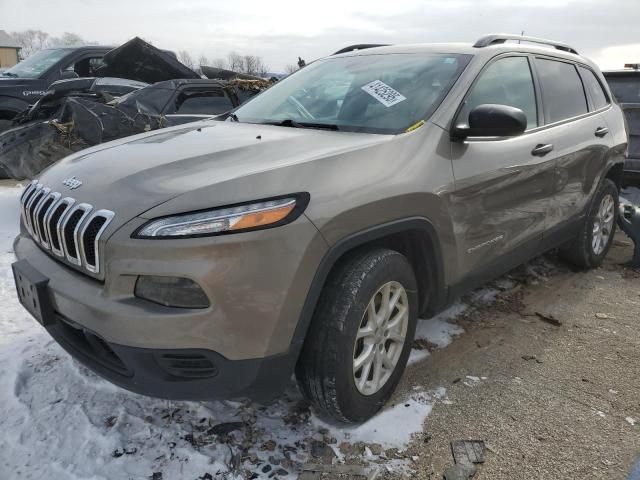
<box><xmin>0</xmin><ymin>30</ymin><xmax>20</xmax><ymax>49</ymax></box>
<box><xmin>603</xmin><ymin>69</ymin><xmax>640</xmax><ymax>76</ymax></box>
<box><xmin>331</xmin><ymin>39</ymin><xmax>588</xmax><ymax>65</ymax></box>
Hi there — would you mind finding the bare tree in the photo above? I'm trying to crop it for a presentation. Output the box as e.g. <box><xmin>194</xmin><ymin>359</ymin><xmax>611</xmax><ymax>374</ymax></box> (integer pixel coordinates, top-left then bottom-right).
<box><xmin>210</xmin><ymin>58</ymin><xmax>227</xmax><ymax>69</ymax></box>
<box><xmin>227</xmin><ymin>52</ymin><xmax>244</xmax><ymax>72</ymax></box>
<box><xmin>178</xmin><ymin>50</ymin><xmax>195</xmax><ymax>69</ymax></box>
<box><xmin>12</xmin><ymin>30</ymin><xmax>92</xmax><ymax>59</ymax></box>
<box><xmin>50</xmin><ymin>32</ymin><xmax>85</xmax><ymax>46</ymax></box>
<box><xmin>284</xmin><ymin>64</ymin><xmax>299</xmax><ymax>74</ymax></box>
<box><xmin>11</xmin><ymin>29</ymin><xmax>50</xmax><ymax>58</ymax></box>
<box><xmin>241</xmin><ymin>55</ymin><xmax>269</xmax><ymax>77</ymax></box>
<box><xmin>197</xmin><ymin>55</ymin><xmax>209</xmax><ymax>67</ymax></box>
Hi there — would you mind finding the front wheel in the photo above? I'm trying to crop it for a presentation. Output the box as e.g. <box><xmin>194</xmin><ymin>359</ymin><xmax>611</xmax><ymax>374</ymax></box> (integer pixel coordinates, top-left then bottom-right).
<box><xmin>560</xmin><ymin>178</ymin><xmax>619</xmax><ymax>268</ymax></box>
<box><xmin>296</xmin><ymin>248</ymin><xmax>418</xmax><ymax>423</ymax></box>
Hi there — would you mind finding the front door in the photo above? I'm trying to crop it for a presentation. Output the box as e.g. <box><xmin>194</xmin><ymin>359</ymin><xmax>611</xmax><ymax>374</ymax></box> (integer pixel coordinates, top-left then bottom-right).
<box><xmin>448</xmin><ymin>55</ymin><xmax>556</xmax><ymax>283</ymax></box>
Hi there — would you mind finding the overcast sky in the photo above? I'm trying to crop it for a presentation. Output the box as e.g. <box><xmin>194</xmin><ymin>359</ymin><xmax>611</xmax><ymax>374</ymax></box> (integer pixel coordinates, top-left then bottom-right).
<box><xmin>1</xmin><ymin>0</ymin><xmax>638</xmax><ymax>71</ymax></box>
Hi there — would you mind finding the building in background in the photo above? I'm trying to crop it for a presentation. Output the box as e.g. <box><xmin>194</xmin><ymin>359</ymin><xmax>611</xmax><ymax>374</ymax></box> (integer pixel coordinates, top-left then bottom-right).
<box><xmin>0</xmin><ymin>30</ymin><xmax>21</xmax><ymax>68</ymax></box>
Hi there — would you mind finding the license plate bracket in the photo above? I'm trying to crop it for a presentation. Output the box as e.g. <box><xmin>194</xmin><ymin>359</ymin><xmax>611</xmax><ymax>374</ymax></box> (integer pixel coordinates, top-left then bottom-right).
<box><xmin>12</xmin><ymin>259</ymin><xmax>54</xmax><ymax>326</ymax></box>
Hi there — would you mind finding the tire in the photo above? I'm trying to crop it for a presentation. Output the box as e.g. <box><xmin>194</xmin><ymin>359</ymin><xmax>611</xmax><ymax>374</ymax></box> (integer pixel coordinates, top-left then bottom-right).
<box><xmin>296</xmin><ymin>248</ymin><xmax>418</xmax><ymax>423</ymax></box>
<box><xmin>560</xmin><ymin>178</ymin><xmax>619</xmax><ymax>269</ymax></box>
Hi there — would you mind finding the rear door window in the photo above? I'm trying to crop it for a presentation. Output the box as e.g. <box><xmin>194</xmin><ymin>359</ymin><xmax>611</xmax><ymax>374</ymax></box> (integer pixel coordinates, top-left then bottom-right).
<box><xmin>175</xmin><ymin>88</ymin><xmax>233</xmax><ymax>114</ymax></box>
<box><xmin>535</xmin><ymin>58</ymin><xmax>588</xmax><ymax>123</ymax></box>
<box><xmin>457</xmin><ymin>56</ymin><xmax>538</xmax><ymax>129</ymax></box>
<box><xmin>578</xmin><ymin>67</ymin><xmax>609</xmax><ymax>110</ymax></box>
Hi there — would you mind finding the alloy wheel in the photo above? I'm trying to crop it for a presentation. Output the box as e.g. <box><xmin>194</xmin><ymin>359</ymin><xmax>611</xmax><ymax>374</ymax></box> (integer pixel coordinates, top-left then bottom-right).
<box><xmin>592</xmin><ymin>193</ymin><xmax>615</xmax><ymax>255</ymax></box>
<box><xmin>352</xmin><ymin>281</ymin><xmax>409</xmax><ymax>396</ymax></box>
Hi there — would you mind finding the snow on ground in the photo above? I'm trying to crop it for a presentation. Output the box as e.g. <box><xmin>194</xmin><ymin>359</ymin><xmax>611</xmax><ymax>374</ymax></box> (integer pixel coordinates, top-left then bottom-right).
<box><xmin>0</xmin><ymin>181</ymin><xmax>557</xmax><ymax>480</ymax></box>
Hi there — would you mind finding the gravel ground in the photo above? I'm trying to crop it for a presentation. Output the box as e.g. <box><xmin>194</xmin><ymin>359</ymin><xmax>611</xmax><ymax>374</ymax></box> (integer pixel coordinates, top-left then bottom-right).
<box><xmin>394</xmin><ymin>234</ymin><xmax>640</xmax><ymax>479</ymax></box>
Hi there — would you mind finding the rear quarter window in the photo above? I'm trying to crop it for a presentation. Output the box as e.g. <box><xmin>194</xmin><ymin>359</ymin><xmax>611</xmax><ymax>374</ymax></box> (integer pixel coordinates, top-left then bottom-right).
<box><xmin>535</xmin><ymin>58</ymin><xmax>588</xmax><ymax>124</ymax></box>
<box><xmin>578</xmin><ymin>67</ymin><xmax>609</xmax><ymax>110</ymax></box>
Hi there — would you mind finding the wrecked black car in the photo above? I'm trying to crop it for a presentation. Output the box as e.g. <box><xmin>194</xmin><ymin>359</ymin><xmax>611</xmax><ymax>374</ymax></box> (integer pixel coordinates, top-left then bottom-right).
<box><xmin>0</xmin><ymin>37</ymin><xmax>196</xmax><ymax>133</ymax></box>
<box><xmin>0</xmin><ymin>77</ymin><xmax>270</xmax><ymax>179</ymax></box>
<box><xmin>0</xmin><ymin>45</ymin><xmax>113</xmax><ymax>130</ymax></box>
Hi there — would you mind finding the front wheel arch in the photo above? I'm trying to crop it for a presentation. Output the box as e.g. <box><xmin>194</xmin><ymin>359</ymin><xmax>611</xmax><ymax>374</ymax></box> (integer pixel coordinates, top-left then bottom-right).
<box><xmin>290</xmin><ymin>217</ymin><xmax>446</xmax><ymax>350</ymax></box>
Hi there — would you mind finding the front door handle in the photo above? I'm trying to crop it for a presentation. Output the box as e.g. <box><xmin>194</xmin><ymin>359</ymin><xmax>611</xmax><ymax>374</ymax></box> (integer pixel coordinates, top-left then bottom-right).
<box><xmin>532</xmin><ymin>143</ymin><xmax>554</xmax><ymax>156</ymax></box>
<box><xmin>595</xmin><ymin>127</ymin><xmax>609</xmax><ymax>137</ymax></box>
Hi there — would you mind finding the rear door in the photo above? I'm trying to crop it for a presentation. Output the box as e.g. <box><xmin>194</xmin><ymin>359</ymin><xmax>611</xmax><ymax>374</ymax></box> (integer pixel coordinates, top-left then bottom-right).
<box><xmin>448</xmin><ymin>55</ymin><xmax>556</xmax><ymax>281</ymax></box>
<box><xmin>532</xmin><ymin>57</ymin><xmax>614</xmax><ymax>240</ymax></box>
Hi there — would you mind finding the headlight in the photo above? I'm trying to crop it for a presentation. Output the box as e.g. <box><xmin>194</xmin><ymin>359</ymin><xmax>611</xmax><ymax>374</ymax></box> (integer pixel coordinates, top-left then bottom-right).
<box><xmin>134</xmin><ymin>193</ymin><xmax>309</xmax><ymax>238</ymax></box>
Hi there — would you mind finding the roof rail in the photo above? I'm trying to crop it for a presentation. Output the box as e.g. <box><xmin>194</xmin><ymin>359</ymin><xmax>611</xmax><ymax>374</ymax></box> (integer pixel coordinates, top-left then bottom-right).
<box><xmin>474</xmin><ymin>34</ymin><xmax>578</xmax><ymax>55</ymax></box>
<box><xmin>332</xmin><ymin>44</ymin><xmax>389</xmax><ymax>55</ymax></box>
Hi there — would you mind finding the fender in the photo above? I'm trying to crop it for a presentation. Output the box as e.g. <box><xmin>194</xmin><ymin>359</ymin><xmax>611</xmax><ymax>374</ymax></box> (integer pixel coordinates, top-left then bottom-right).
<box><xmin>290</xmin><ymin>216</ymin><xmax>446</xmax><ymax>348</ymax></box>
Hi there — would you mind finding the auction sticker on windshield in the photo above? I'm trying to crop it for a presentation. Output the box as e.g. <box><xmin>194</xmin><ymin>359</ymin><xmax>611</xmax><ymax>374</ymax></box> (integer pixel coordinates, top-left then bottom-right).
<box><xmin>361</xmin><ymin>80</ymin><xmax>407</xmax><ymax>107</ymax></box>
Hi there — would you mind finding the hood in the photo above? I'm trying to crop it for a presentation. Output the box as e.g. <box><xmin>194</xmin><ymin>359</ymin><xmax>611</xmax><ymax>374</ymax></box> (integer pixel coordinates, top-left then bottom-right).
<box><xmin>97</xmin><ymin>37</ymin><xmax>200</xmax><ymax>84</ymax></box>
<box><xmin>37</xmin><ymin>121</ymin><xmax>388</xmax><ymax>224</ymax></box>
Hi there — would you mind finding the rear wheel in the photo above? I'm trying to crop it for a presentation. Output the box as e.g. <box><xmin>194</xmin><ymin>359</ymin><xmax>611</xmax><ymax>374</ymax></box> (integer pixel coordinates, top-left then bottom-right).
<box><xmin>296</xmin><ymin>248</ymin><xmax>418</xmax><ymax>423</ymax></box>
<box><xmin>560</xmin><ymin>179</ymin><xmax>618</xmax><ymax>268</ymax></box>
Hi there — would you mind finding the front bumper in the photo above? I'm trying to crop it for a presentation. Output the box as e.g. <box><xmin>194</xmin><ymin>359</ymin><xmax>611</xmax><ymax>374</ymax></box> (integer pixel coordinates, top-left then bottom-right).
<box><xmin>13</xmin><ymin>212</ymin><xmax>328</xmax><ymax>399</ymax></box>
<box><xmin>47</xmin><ymin>311</ymin><xmax>297</xmax><ymax>401</ymax></box>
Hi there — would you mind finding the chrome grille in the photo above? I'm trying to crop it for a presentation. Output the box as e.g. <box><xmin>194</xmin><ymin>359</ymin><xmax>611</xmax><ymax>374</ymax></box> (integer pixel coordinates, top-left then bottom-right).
<box><xmin>20</xmin><ymin>181</ymin><xmax>114</xmax><ymax>275</ymax></box>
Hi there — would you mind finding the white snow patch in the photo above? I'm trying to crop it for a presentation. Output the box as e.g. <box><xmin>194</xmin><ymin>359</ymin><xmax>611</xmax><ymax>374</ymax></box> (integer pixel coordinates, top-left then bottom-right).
<box><xmin>312</xmin><ymin>387</ymin><xmax>447</xmax><ymax>448</ymax></box>
<box><xmin>407</xmin><ymin>349</ymin><xmax>430</xmax><ymax>365</ymax></box>
<box><xmin>626</xmin><ymin>416</ymin><xmax>637</xmax><ymax>426</ymax></box>
<box><xmin>414</xmin><ymin>308</ymin><xmax>465</xmax><ymax>349</ymax></box>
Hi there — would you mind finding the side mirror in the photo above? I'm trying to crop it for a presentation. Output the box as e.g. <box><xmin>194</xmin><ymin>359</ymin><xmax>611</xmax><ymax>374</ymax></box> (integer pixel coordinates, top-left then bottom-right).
<box><xmin>452</xmin><ymin>104</ymin><xmax>527</xmax><ymax>140</ymax></box>
<box><xmin>58</xmin><ymin>70</ymin><xmax>79</xmax><ymax>80</ymax></box>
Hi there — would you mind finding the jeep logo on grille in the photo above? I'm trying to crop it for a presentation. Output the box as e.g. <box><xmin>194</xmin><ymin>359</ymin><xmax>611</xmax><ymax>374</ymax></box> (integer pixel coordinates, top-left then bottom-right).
<box><xmin>62</xmin><ymin>176</ymin><xmax>83</xmax><ymax>190</ymax></box>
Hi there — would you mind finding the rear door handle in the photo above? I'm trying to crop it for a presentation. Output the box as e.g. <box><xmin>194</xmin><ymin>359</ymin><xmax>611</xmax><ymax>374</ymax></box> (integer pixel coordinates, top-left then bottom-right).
<box><xmin>532</xmin><ymin>144</ymin><xmax>554</xmax><ymax>156</ymax></box>
<box><xmin>595</xmin><ymin>127</ymin><xmax>609</xmax><ymax>137</ymax></box>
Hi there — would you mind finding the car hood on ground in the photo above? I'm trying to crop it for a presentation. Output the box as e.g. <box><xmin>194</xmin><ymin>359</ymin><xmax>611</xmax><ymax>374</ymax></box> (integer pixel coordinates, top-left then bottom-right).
<box><xmin>37</xmin><ymin>120</ymin><xmax>389</xmax><ymax>223</ymax></box>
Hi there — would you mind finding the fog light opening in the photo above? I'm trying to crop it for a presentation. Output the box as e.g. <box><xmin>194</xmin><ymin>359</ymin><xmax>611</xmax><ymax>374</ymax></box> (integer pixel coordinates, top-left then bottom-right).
<box><xmin>134</xmin><ymin>276</ymin><xmax>210</xmax><ymax>309</ymax></box>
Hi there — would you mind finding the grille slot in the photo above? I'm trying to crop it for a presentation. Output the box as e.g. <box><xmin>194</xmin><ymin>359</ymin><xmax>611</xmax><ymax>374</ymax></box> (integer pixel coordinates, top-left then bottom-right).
<box><xmin>48</xmin><ymin>200</ymin><xmax>73</xmax><ymax>254</ymax></box>
<box><xmin>80</xmin><ymin>211</ymin><xmax>114</xmax><ymax>272</ymax></box>
<box><xmin>155</xmin><ymin>353</ymin><xmax>218</xmax><ymax>378</ymax></box>
<box><xmin>20</xmin><ymin>181</ymin><xmax>114</xmax><ymax>275</ymax></box>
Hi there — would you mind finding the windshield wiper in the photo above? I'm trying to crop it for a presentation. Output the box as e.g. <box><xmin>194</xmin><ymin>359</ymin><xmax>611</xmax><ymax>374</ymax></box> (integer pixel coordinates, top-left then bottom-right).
<box><xmin>265</xmin><ymin>119</ymin><xmax>340</xmax><ymax>131</ymax></box>
<box><xmin>1</xmin><ymin>72</ymin><xmax>18</xmax><ymax>77</ymax></box>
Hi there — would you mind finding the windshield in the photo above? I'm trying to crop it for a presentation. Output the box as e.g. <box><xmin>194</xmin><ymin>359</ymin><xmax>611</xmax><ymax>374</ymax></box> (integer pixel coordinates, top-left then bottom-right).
<box><xmin>607</xmin><ymin>76</ymin><xmax>640</xmax><ymax>103</ymax></box>
<box><xmin>3</xmin><ymin>49</ymin><xmax>69</xmax><ymax>79</ymax></box>
<box><xmin>232</xmin><ymin>53</ymin><xmax>471</xmax><ymax>134</ymax></box>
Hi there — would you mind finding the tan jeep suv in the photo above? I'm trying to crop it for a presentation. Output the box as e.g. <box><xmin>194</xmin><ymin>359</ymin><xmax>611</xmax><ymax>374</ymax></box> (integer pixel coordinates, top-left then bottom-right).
<box><xmin>12</xmin><ymin>34</ymin><xmax>627</xmax><ymax>423</ymax></box>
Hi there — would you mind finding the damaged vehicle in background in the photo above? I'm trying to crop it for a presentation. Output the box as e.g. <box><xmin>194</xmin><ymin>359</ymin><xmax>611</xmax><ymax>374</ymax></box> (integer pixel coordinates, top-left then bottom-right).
<box><xmin>0</xmin><ymin>36</ymin><xmax>271</xmax><ymax>179</ymax></box>
<box><xmin>0</xmin><ymin>45</ymin><xmax>113</xmax><ymax>131</ymax></box>
<box><xmin>604</xmin><ymin>64</ymin><xmax>640</xmax><ymax>186</ymax></box>
<box><xmin>0</xmin><ymin>37</ymin><xmax>199</xmax><ymax>132</ymax></box>
<box><xmin>0</xmin><ymin>77</ymin><xmax>270</xmax><ymax>179</ymax></box>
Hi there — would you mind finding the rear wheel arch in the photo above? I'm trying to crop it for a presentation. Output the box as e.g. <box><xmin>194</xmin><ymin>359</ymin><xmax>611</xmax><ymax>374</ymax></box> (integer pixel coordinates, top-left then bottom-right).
<box><xmin>291</xmin><ymin>217</ymin><xmax>446</xmax><ymax>349</ymax></box>
<box><xmin>604</xmin><ymin>162</ymin><xmax>624</xmax><ymax>190</ymax></box>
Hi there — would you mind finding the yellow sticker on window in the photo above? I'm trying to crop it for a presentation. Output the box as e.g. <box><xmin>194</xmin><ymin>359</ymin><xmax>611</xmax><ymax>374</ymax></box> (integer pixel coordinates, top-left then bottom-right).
<box><xmin>405</xmin><ymin>120</ymin><xmax>425</xmax><ymax>133</ymax></box>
